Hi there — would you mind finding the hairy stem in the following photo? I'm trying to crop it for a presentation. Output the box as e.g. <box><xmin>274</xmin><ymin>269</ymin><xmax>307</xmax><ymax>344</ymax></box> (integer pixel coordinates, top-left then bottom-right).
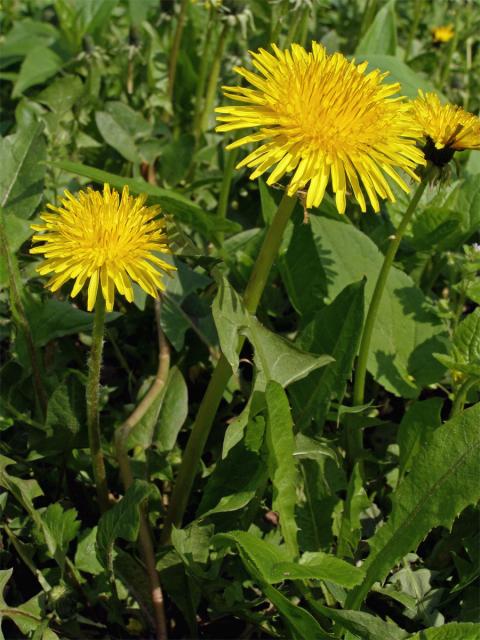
<box><xmin>86</xmin><ymin>294</ymin><xmax>109</xmax><ymax>513</ymax></box>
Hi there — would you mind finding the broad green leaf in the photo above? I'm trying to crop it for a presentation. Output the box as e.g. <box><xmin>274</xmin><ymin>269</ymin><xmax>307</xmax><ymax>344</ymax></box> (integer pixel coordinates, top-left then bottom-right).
<box><xmin>398</xmin><ymin>398</ymin><xmax>443</xmax><ymax>480</ymax></box>
<box><xmin>96</xmin><ymin>479</ymin><xmax>156</xmax><ymax>570</ymax></box>
<box><xmin>270</xmin><ymin>552</ymin><xmax>364</xmax><ymax>588</ymax></box>
<box><xmin>54</xmin><ymin>160</ymin><xmax>241</xmax><ymax>236</ymax></box>
<box><xmin>75</xmin><ymin>527</ymin><xmax>103</xmax><ymax>575</ymax></box>
<box><xmin>0</xmin><ymin>122</ymin><xmax>46</xmax><ymax>219</ymax></box>
<box><xmin>213</xmin><ymin>277</ymin><xmax>333</xmax><ymax>385</ymax></box>
<box><xmin>38</xmin><ymin>375</ymin><xmax>86</xmax><ymax>453</ymax></box>
<box><xmin>265</xmin><ymin>381</ymin><xmax>299</xmax><ymax>559</ymax></box>
<box><xmin>408</xmin><ymin>623</ymin><xmax>480</xmax><ymax>640</ymax></box>
<box><xmin>337</xmin><ymin>463</ymin><xmax>370</xmax><ymax>558</ymax></box>
<box><xmin>171</xmin><ymin>522</ymin><xmax>214</xmax><ymax>570</ymax></box>
<box><xmin>454</xmin><ymin>309</ymin><xmax>480</xmax><ymax>368</ymax></box>
<box><xmin>284</xmin><ymin>216</ymin><xmax>446</xmax><ymax>397</ymax></box>
<box><xmin>290</xmin><ymin>279</ymin><xmax>365</xmax><ymax>430</ymax></box>
<box><xmin>36</xmin><ymin>75</ymin><xmax>83</xmax><ymax>113</ymax></box>
<box><xmin>198</xmin><ymin>415</ymin><xmax>267</xmax><ymax>517</ymax></box>
<box><xmin>248</xmin><ymin>317</ymin><xmax>333</xmax><ymax>388</ymax></box>
<box><xmin>0</xmin><ymin>19</ymin><xmax>58</xmax><ymax>68</ymax></box>
<box><xmin>20</xmin><ymin>297</ymin><xmax>120</xmax><ymax>347</ymax></box>
<box><xmin>95</xmin><ymin>110</ymin><xmax>141</xmax><ymax>163</ymax></box>
<box><xmin>317</xmin><ymin>605</ymin><xmax>409</xmax><ymax>640</ymax></box>
<box><xmin>356</xmin><ymin>0</ymin><xmax>397</xmax><ymax>55</ymax></box>
<box><xmin>159</xmin><ymin>134</ymin><xmax>196</xmax><ymax>184</ymax></box>
<box><xmin>0</xmin><ymin>215</ymin><xmax>33</xmax><ymax>287</ymax></box>
<box><xmin>125</xmin><ymin>379</ymin><xmax>167</xmax><ymax>450</ymax></box>
<box><xmin>154</xmin><ymin>367</ymin><xmax>188</xmax><ymax>452</ymax></box>
<box><xmin>355</xmin><ymin>55</ymin><xmax>440</xmax><ymax>98</ymax></box>
<box><xmin>42</xmin><ymin>503</ymin><xmax>80</xmax><ymax>571</ymax></box>
<box><xmin>12</xmin><ymin>46</ymin><xmax>63</xmax><ymax>97</ymax></box>
<box><xmin>346</xmin><ymin>403</ymin><xmax>480</xmax><ymax>609</ymax></box>
<box><xmin>262</xmin><ymin>583</ymin><xmax>330</xmax><ymax>640</ymax></box>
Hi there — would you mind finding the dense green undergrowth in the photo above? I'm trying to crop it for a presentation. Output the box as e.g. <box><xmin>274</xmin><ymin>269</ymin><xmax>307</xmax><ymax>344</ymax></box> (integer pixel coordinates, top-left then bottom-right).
<box><xmin>0</xmin><ymin>1</ymin><xmax>479</xmax><ymax>639</ymax></box>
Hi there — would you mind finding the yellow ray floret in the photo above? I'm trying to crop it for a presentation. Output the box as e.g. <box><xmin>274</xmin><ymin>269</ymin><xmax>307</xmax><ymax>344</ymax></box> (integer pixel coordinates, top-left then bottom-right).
<box><xmin>411</xmin><ymin>90</ymin><xmax>480</xmax><ymax>152</ymax></box>
<box><xmin>216</xmin><ymin>42</ymin><xmax>426</xmax><ymax>213</ymax></box>
<box><xmin>30</xmin><ymin>184</ymin><xmax>175</xmax><ymax>312</ymax></box>
<box><xmin>431</xmin><ymin>25</ymin><xmax>454</xmax><ymax>44</ymax></box>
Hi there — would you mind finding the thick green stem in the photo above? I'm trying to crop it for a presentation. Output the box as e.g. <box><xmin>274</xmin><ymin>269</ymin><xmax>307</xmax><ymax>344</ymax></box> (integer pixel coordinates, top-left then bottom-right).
<box><xmin>86</xmin><ymin>294</ymin><xmax>109</xmax><ymax>513</ymax></box>
<box><xmin>351</xmin><ymin>171</ymin><xmax>433</xmax><ymax>460</ymax></box>
<box><xmin>439</xmin><ymin>13</ymin><xmax>459</xmax><ymax>88</ymax></box>
<box><xmin>168</xmin><ymin>0</ymin><xmax>189</xmax><ymax>104</ymax></box>
<box><xmin>199</xmin><ymin>22</ymin><xmax>229</xmax><ymax>134</ymax></box>
<box><xmin>161</xmin><ymin>191</ymin><xmax>297</xmax><ymax>542</ymax></box>
<box><xmin>216</xmin><ymin>147</ymin><xmax>238</xmax><ymax>245</ymax></box>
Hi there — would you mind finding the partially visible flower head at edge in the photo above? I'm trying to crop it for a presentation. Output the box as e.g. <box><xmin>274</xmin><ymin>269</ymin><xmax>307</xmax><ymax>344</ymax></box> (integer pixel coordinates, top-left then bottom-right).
<box><xmin>411</xmin><ymin>90</ymin><xmax>480</xmax><ymax>166</ymax></box>
<box><xmin>431</xmin><ymin>25</ymin><xmax>455</xmax><ymax>44</ymax></box>
<box><xmin>30</xmin><ymin>184</ymin><xmax>176</xmax><ymax>312</ymax></box>
<box><xmin>216</xmin><ymin>41</ymin><xmax>426</xmax><ymax>214</ymax></box>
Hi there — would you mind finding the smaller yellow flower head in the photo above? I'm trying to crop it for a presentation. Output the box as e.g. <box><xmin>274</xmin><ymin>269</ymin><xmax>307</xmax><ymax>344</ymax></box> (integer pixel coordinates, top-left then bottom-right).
<box><xmin>216</xmin><ymin>42</ymin><xmax>425</xmax><ymax>214</ymax></box>
<box><xmin>431</xmin><ymin>25</ymin><xmax>454</xmax><ymax>44</ymax></box>
<box><xmin>411</xmin><ymin>91</ymin><xmax>480</xmax><ymax>166</ymax></box>
<box><xmin>30</xmin><ymin>184</ymin><xmax>175</xmax><ymax>312</ymax></box>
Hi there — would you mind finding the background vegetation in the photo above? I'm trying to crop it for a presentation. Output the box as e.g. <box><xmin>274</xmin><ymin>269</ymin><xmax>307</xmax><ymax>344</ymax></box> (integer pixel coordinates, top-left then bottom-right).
<box><xmin>0</xmin><ymin>0</ymin><xmax>479</xmax><ymax>639</ymax></box>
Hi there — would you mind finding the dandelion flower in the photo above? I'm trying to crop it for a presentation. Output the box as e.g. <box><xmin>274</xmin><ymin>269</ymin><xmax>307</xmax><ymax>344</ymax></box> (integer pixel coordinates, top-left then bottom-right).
<box><xmin>431</xmin><ymin>25</ymin><xmax>454</xmax><ymax>44</ymax></box>
<box><xmin>216</xmin><ymin>42</ymin><xmax>425</xmax><ymax>213</ymax></box>
<box><xmin>411</xmin><ymin>91</ymin><xmax>480</xmax><ymax>166</ymax></box>
<box><xmin>30</xmin><ymin>184</ymin><xmax>175</xmax><ymax>312</ymax></box>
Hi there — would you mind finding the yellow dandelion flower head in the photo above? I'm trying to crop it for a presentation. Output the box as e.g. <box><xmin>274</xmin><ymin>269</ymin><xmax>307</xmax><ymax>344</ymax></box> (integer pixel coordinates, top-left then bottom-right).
<box><xmin>215</xmin><ymin>42</ymin><xmax>426</xmax><ymax>214</ymax></box>
<box><xmin>431</xmin><ymin>25</ymin><xmax>454</xmax><ymax>44</ymax></box>
<box><xmin>411</xmin><ymin>91</ymin><xmax>480</xmax><ymax>166</ymax></box>
<box><xmin>30</xmin><ymin>184</ymin><xmax>176</xmax><ymax>312</ymax></box>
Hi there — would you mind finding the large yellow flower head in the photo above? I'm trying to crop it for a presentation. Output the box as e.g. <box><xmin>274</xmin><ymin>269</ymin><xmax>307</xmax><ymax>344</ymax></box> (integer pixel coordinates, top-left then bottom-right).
<box><xmin>411</xmin><ymin>91</ymin><xmax>480</xmax><ymax>166</ymax></box>
<box><xmin>216</xmin><ymin>42</ymin><xmax>426</xmax><ymax>213</ymax></box>
<box><xmin>30</xmin><ymin>184</ymin><xmax>175</xmax><ymax>312</ymax></box>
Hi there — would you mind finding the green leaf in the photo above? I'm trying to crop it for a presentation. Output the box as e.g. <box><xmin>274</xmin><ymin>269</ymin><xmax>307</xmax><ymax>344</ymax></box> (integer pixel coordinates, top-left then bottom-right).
<box><xmin>41</xmin><ymin>375</ymin><xmax>86</xmax><ymax>452</ymax></box>
<box><xmin>265</xmin><ymin>381</ymin><xmax>299</xmax><ymax>558</ymax></box>
<box><xmin>198</xmin><ymin>415</ymin><xmax>267</xmax><ymax>517</ymax></box>
<box><xmin>95</xmin><ymin>110</ymin><xmax>141</xmax><ymax>163</ymax></box>
<box><xmin>453</xmin><ymin>309</ymin><xmax>480</xmax><ymax>368</ymax></box>
<box><xmin>154</xmin><ymin>367</ymin><xmax>188</xmax><ymax>452</ymax></box>
<box><xmin>290</xmin><ymin>279</ymin><xmax>365</xmax><ymax>430</ymax></box>
<box><xmin>54</xmin><ymin>160</ymin><xmax>241</xmax><ymax>236</ymax></box>
<box><xmin>171</xmin><ymin>522</ymin><xmax>214</xmax><ymax>570</ymax></box>
<box><xmin>75</xmin><ymin>527</ymin><xmax>103</xmax><ymax>575</ymax></box>
<box><xmin>0</xmin><ymin>19</ymin><xmax>58</xmax><ymax>68</ymax></box>
<box><xmin>337</xmin><ymin>463</ymin><xmax>370</xmax><ymax>558</ymax></box>
<box><xmin>36</xmin><ymin>75</ymin><xmax>83</xmax><ymax>113</ymax></box>
<box><xmin>284</xmin><ymin>216</ymin><xmax>446</xmax><ymax>397</ymax></box>
<box><xmin>346</xmin><ymin>402</ymin><xmax>480</xmax><ymax>609</ymax></box>
<box><xmin>354</xmin><ymin>55</ymin><xmax>440</xmax><ymax>98</ymax></box>
<box><xmin>356</xmin><ymin>0</ymin><xmax>397</xmax><ymax>55</ymax></box>
<box><xmin>270</xmin><ymin>552</ymin><xmax>364</xmax><ymax>588</ymax></box>
<box><xmin>42</xmin><ymin>503</ymin><xmax>80</xmax><ymax>571</ymax></box>
<box><xmin>0</xmin><ymin>121</ymin><xmax>46</xmax><ymax>219</ymax></box>
<box><xmin>398</xmin><ymin>398</ymin><xmax>443</xmax><ymax>480</ymax></box>
<box><xmin>317</xmin><ymin>606</ymin><xmax>409</xmax><ymax>640</ymax></box>
<box><xmin>159</xmin><ymin>134</ymin><xmax>196</xmax><ymax>184</ymax></box>
<box><xmin>213</xmin><ymin>277</ymin><xmax>333</xmax><ymax>386</ymax></box>
<box><xmin>408</xmin><ymin>623</ymin><xmax>480</xmax><ymax>640</ymax></box>
<box><xmin>96</xmin><ymin>480</ymin><xmax>156</xmax><ymax>570</ymax></box>
<box><xmin>12</xmin><ymin>46</ymin><xmax>63</xmax><ymax>97</ymax></box>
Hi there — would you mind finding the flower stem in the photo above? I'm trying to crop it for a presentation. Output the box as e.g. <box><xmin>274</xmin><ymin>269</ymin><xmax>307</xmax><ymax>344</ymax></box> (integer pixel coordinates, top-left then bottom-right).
<box><xmin>216</xmin><ymin>147</ymin><xmax>238</xmax><ymax>245</ymax></box>
<box><xmin>86</xmin><ymin>294</ymin><xmax>109</xmax><ymax>513</ymax></box>
<box><xmin>199</xmin><ymin>22</ymin><xmax>229</xmax><ymax>135</ymax></box>
<box><xmin>168</xmin><ymin>0</ymin><xmax>189</xmax><ymax>104</ymax></box>
<box><xmin>404</xmin><ymin>0</ymin><xmax>424</xmax><ymax>61</ymax></box>
<box><xmin>161</xmin><ymin>191</ymin><xmax>297</xmax><ymax>542</ymax></box>
<box><xmin>351</xmin><ymin>170</ymin><xmax>433</xmax><ymax>460</ymax></box>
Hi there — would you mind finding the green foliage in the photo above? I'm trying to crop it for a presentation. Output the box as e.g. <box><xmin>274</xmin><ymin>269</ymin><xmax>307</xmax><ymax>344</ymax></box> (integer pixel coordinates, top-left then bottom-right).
<box><xmin>1</xmin><ymin>0</ymin><xmax>479</xmax><ymax>637</ymax></box>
